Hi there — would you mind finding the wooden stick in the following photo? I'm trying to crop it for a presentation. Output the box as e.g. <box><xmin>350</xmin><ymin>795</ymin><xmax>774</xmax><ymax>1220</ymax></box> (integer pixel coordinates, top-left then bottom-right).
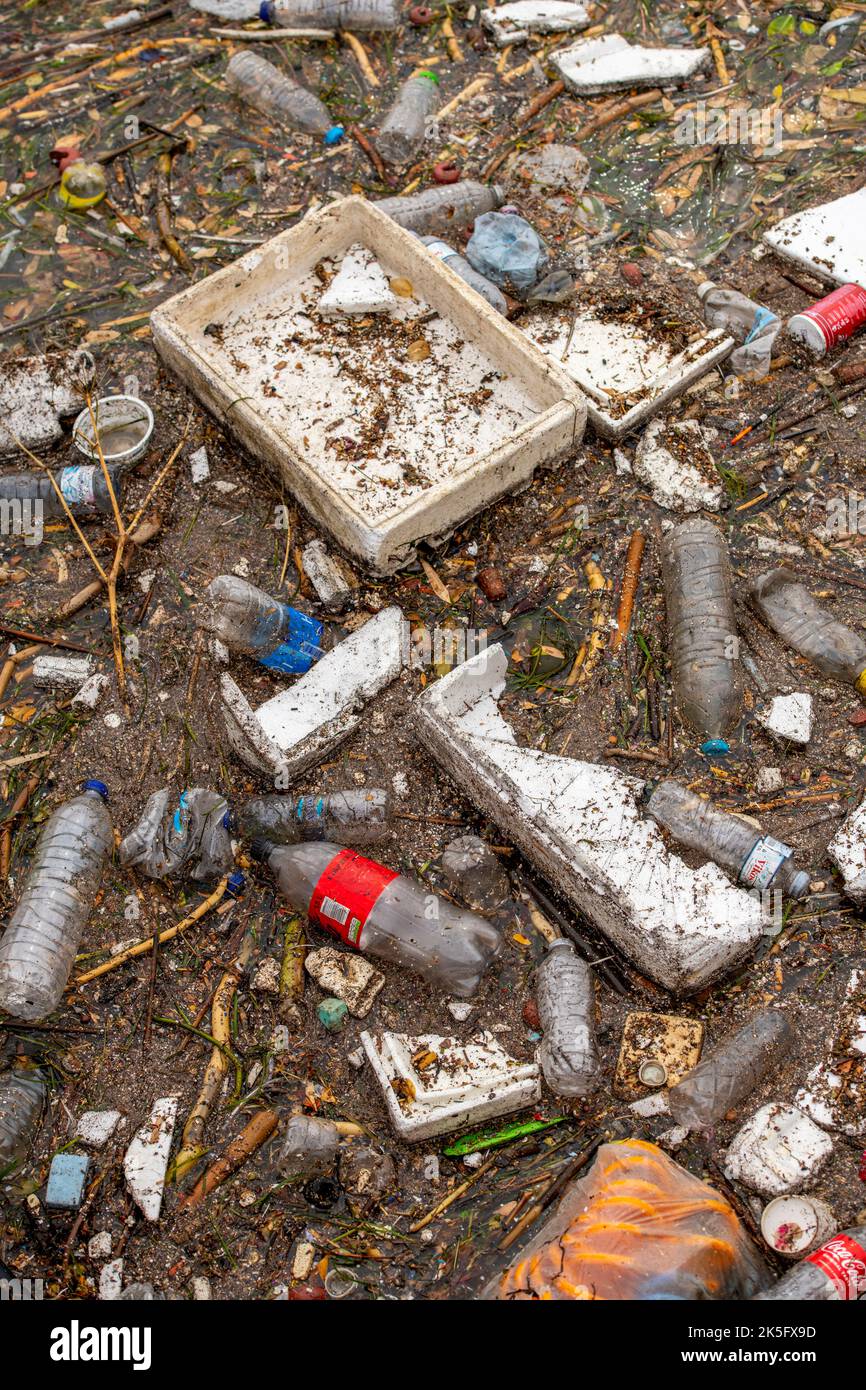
<box><xmin>342</xmin><ymin>31</ymin><xmax>379</xmax><ymax>86</ymax></box>
<box><xmin>349</xmin><ymin>124</ymin><xmax>393</xmax><ymax>184</ymax></box>
<box><xmin>408</xmin><ymin>1155</ymin><xmax>496</xmax><ymax>1232</ymax></box>
<box><xmin>609</xmin><ymin>530</ymin><xmax>645</xmax><ymax>652</ymax></box>
<box><xmin>182</xmin><ymin>1109</ymin><xmax>279</xmax><ymax>1207</ymax></box>
<box><xmin>440</xmin><ymin>15</ymin><xmax>463</xmax><ymax>61</ymax></box>
<box><xmin>213</xmin><ymin>26</ymin><xmax>335</xmax><ymax>39</ymax></box>
<box><xmin>156</xmin><ymin>148</ymin><xmax>193</xmax><ymax>273</ymax></box>
<box><xmin>435</xmin><ymin>75</ymin><xmax>492</xmax><ymax>120</ymax></box>
<box><xmin>73</xmin><ymin>878</ymin><xmax>229</xmax><ymax>986</ymax></box>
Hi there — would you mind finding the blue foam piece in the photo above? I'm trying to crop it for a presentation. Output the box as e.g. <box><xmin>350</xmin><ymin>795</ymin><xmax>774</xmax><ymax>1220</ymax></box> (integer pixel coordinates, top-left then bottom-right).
<box><xmin>46</xmin><ymin>1153</ymin><xmax>90</xmax><ymax>1209</ymax></box>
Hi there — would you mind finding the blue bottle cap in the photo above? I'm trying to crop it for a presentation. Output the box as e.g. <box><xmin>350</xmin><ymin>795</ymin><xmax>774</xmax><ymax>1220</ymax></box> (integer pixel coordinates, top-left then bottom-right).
<box><xmin>700</xmin><ymin>739</ymin><xmax>730</xmax><ymax>756</ymax></box>
<box><xmin>223</xmin><ymin>808</ymin><xmax>237</xmax><ymax>832</ymax></box>
<box><xmin>226</xmin><ymin>871</ymin><xmax>245</xmax><ymax>898</ymax></box>
<box><xmin>84</xmin><ymin>779</ymin><xmax>109</xmax><ymax>801</ymax></box>
<box><xmin>323</xmin><ymin>125</ymin><xmax>344</xmax><ymax>146</ymax></box>
<box><xmin>259</xmin><ymin>0</ymin><xmax>275</xmax><ymax>22</ymax></box>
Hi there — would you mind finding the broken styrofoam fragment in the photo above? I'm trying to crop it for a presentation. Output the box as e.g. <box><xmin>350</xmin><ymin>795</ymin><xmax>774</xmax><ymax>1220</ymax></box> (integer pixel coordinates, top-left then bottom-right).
<box><xmin>319</xmin><ymin>244</ymin><xmax>397</xmax><ymax>317</ymax></box>
<box><xmin>481</xmin><ymin>0</ymin><xmax>590</xmax><ymax>46</ymax></box>
<box><xmin>190</xmin><ymin>445</ymin><xmax>210</xmax><ymax>484</ymax></box>
<box><xmin>46</xmin><ymin>1153</ymin><xmax>90</xmax><ymax>1209</ymax></box>
<box><xmin>447</xmin><ymin>1000</ymin><xmax>474</xmax><ymax>1023</ymax></box>
<box><xmin>763</xmin><ymin>186</ymin><xmax>866</xmax><ymax>289</ymax></box>
<box><xmin>304</xmin><ymin>946</ymin><xmax>385</xmax><ymax>1017</ymax></box>
<box><xmin>757</xmin><ymin>693</ymin><xmax>813</xmax><ymax>746</ymax></box>
<box><xmin>414</xmin><ymin>646</ymin><xmax>764</xmax><ymax>994</ymax></box>
<box><xmin>360</xmin><ymin>1029</ymin><xmax>541</xmax><ymax>1140</ymax></box>
<box><xmin>633</xmin><ymin>418</ymin><xmax>724</xmax><ymax>513</ymax></box>
<box><xmin>88</xmin><ymin>1231</ymin><xmax>113</xmax><ymax>1260</ymax></box>
<box><xmin>252</xmin><ymin>957</ymin><xmax>281</xmax><ymax>994</ymax></box>
<box><xmin>123</xmin><ymin>1096</ymin><xmax>177</xmax><ymax>1222</ymax></box>
<box><xmin>71</xmin><ymin>672</ymin><xmax>110</xmax><ymax>710</ymax></box>
<box><xmin>795</xmin><ymin>969</ymin><xmax>865</xmax><ymax>1136</ymax></box>
<box><xmin>828</xmin><ymin>796</ymin><xmax>866</xmax><ymax>903</ymax></box>
<box><xmin>629</xmin><ymin>1091</ymin><xmax>671</xmax><ymax>1118</ymax></box>
<box><xmin>553</xmin><ymin>34</ymin><xmax>710</xmax><ymax>95</ymax></box>
<box><xmin>76</xmin><ymin>1109</ymin><xmax>123</xmax><ymax>1148</ymax></box>
<box><xmin>724</xmin><ymin>1103</ymin><xmax>834</xmax><ymax>1198</ymax></box>
<box><xmin>0</xmin><ymin>349</ymin><xmax>95</xmax><ymax>456</ymax></box>
<box><xmin>221</xmin><ymin>606</ymin><xmax>407</xmax><ymax>776</ymax></box>
<box><xmin>33</xmin><ymin>654</ymin><xmax>94</xmax><ymax>691</ymax></box>
<box><xmin>756</xmin><ymin>768</ymin><xmax>783</xmax><ymax>795</ymax></box>
<box><xmin>301</xmin><ymin>539</ymin><xmax>353</xmax><ymax>612</ymax></box>
<box><xmin>99</xmin><ymin>1259</ymin><xmax>124</xmax><ymax>1301</ymax></box>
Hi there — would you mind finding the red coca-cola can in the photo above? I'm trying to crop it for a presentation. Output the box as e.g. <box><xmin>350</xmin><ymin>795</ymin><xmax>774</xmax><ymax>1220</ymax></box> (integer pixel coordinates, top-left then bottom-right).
<box><xmin>788</xmin><ymin>282</ymin><xmax>866</xmax><ymax>357</ymax></box>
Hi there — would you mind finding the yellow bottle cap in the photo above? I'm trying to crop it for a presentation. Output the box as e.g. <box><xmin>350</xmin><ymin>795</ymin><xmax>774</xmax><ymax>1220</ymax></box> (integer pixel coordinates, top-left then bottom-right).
<box><xmin>58</xmin><ymin>161</ymin><xmax>106</xmax><ymax>210</ymax></box>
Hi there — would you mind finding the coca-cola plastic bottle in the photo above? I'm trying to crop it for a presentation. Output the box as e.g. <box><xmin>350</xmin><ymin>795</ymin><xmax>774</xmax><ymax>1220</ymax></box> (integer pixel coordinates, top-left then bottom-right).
<box><xmin>667</xmin><ymin>1011</ymin><xmax>792</xmax><ymax>1130</ymax></box>
<box><xmin>753</xmin><ymin>1227</ymin><xmax>866</xmax><ymax>1300</ymax></box>
<box><xmin>535</xmin><ymin>940</ymin><xmax>600</xmax><ymax>1097</ymax></box>
<box><xmin>251</xmin><ymin>840</ymin><xmax>501</xmax><ymax>996</ymax></box>
<box><xmin>750</xmin><ymin>567</ymin><xmax>866</xmax><ymax>692</ymax></box>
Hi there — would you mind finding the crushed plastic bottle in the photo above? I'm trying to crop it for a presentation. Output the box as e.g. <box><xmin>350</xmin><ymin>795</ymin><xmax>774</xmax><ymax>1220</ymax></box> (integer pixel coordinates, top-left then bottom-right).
<box><xmin>753</xmin><ymin>1226</ymin><xmax>866</xmax><ymax>1301</ymax></box>
<box><xmin>277</xmin><ymin>1114</ymin><xmax>340</xmax><ymax>1177</ymax></box>
<box><xmin>252</xmin><ymin>840</ymin><xmax>501</xmax><ymax>997</ymax></box>
<box><xmin>234</xmin><ymin>789</ymin><xmax>389</xmax><ymax>846</ymax></box>
<box><xmin>661</xmin><ymin>517</ymin><xmax>741</xmax><ymax>742</ymax></box>
<box><xmin>0</xmin><ymin>781</ymin><xmax>112</xmax><ymax>1022</ymax></box>
<box><xmin>377</xmin><ymin>71</ymin><xmax>439</xmax><ymax>165</ymax></box>
<box><xmin>646</xmin><ymin>780</ymin><xmax>810</xmax><ymax>898</ymax></box>
<box><xmin>0</xmin><ymin>462</ymin><xmax>124</xmax><ymax>519</ymax></box>
<box><xmin>667</xmin><ymin>1011</ymin><xmax>793</xmax><ymax>1130</ymax></box>
<box><xmin>374</xmin><ymin>181</ymin><xmax>504</xmax><ymax>236</ymax></box>
<box><xmin>225</xmin><ymin>50</ymin><xmax>343</xmax><ymax>142</ymax></box>
<box><xmin>749</xmin><ymin>567</ymin><xmax>866</xmax><ymax>693</ymax></box>
<box><xmin>438</xmin><ymin>834</ymin><xmax>510</xmax><ymax>913</ymax></box>
<box><xmin>465</xmin><ymin>212</ymin><xmax>549</xmax><ymax>297</ymax></box>
<box><xmin>698</xmin><ymin>282</ymin><xmax>781</xmax><ymax>380</ymax></box>
<box><xmin>0</xmin><ymin>1064</ymin><xmax>45</xmax><ymax>1170</ymax></box>
<box><xmin>200</xmin><ymin>575</ymin><xmax>323</xmax><ymax>675</ymax></box>
<box><xmin>339</xmin><ymin>1143</ymin><xmax>395</xmax><ymax>1199</ymax></box>
<box><xmin>261</xmin><ymin>0</ymin><xmax>401</xmax><ymax>29</ymax></box>
<box><xmin>119</xmin><ymin>787</ymin><xmax>234</xmax><ymax>882</ymax></box>
<box><xmin>524</xmin><ymin>267</ymin><xmax>576</xmax><ymax>306</ymax></box>
<box><xmin>419</xmin><ymin>236</ymin><xmax>507</xmax><ymax>313</ymax></box>
<box><xmin>535</xmin><ymin>940</ymin><xmax>600</xmax><ymax>1098</ymax></box>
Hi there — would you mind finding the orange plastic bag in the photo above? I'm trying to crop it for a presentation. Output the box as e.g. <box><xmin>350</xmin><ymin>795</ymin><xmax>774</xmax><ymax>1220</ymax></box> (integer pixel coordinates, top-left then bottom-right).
<box><xmin>497</xmin><ymin>1139</ymin><xmax>769</xmax><ymax>1300</ymax></box>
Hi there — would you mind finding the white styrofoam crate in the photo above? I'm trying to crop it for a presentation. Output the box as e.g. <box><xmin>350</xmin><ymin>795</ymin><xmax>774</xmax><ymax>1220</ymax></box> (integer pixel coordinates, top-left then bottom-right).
<box><xmin>151</xmin><ymin>196</ymin><xmax>586</xmax><ymax>574</ymax></box>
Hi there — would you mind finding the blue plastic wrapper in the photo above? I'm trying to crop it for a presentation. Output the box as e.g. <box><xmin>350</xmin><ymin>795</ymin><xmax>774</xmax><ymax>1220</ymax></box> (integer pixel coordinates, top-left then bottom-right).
<box><xmin>465</xmin><ymin>212</ymin><xmax>549</xmax><ymax>295</ymax></box>
<box><xmin>260</xmin><ymin>606</ymin><xmax>324</xmax><ymax>675</ymax></box>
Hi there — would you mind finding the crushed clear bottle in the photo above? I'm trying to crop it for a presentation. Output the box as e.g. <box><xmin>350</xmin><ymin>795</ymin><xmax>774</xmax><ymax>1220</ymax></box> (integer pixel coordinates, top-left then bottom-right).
<box><xmin>750</xmin><ymin>567</ymin><xmax>866</xmax><ymax>692</ymax></box>
<box><xmin>200</xmin><ymin>574</ymin><xmax>323</xmax><ymax>675</ymax></box>
<box><xmin>225</xmin><ymin>50</ymin><xmax>343</xmax><ymax>142</ymax></box>
<box><xmin>535</xmin><ymin>940</ymin><xmax>600</xmax><ymax>1097</ymax></box>
<box><xmin>667</xmin><ymin>1011</ymin><xmax>793</xmax><ymax>1130</ymax></box>
<box><xmin>234</xmin><ymin>789</ymin><xmax>389</xmax><ymax>846</ymax></box>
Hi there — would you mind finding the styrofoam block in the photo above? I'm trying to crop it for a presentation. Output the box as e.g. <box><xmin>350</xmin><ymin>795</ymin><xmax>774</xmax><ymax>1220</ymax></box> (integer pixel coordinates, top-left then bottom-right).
<box><xmin>123</xmin><ymin>1096</ymin><xmax>177</xmax><ymax>1222</ymax></box>
<box><xmin>190</xmin><ymin>445</ymin><xmax>210</xmax><ymax>484</ymax></box>
<box><xmin>554</xmin><ymin>34</ymin><xmax>710</xmax><ymax>95</ymax></box>
<box><xmin>318</xmin><ymin>244</ymin><xmax>397</xmax><ymax>316</ymax></box>
<box><xmin>724</xmin><ymin>1103</ymin><xmax>834</xmax><ymax>1197</ymax></box>
<box><xmin>795</xmin><ymin>969</ymin><xmax>865</xmax><ymax>1136</ymax></box>
<box><xmin>71</xmin><ymin>672</ymin><xmax>110</xmax><ymax>710</ymax></box>
<box><xmin>763</xmin><ymin>186</ymin><xmax>866</xmax><ymax>289</ymax></box>
<box><xmin>76</xmin><ymin>1109</ymin><xmax>123</xmax><ymax>1148</ymax></box>
<box><xmin>629</xmin><ymin>1091</ymin><xmax>671</xmax><ymax>1118</ymax></box>
<box><xmin>304</xmin><ymin>946</ymin><xmax>385</xmax><ymax>1017</ymax></box>
<box><xmin>99</xmin><ymin>1259</ymin><xmax>123</xmax><ymax>1301</ymax></box>
<box><xmin>360</xmin><ymin>1029</ymin><xmax>540</xmax><ymax>1140</ymax></box>
<box><xmin>151</xmin><ymin>196</ymin><xmax>585</xmax><ymax>574</ymax></box>
<box><xmin>0</xmin><ymin>349</ymin><xmax>94</xmax><ymax>456</ymax></box>
<box><xmin>33</xmin><ymin>654</ymin><xmax>94</xmax><ymax>690</ymax></box>
<box><xmin>757</xmin><ymin>693</ymin><xmax>813</xmax><ymax>746</ymax></box>
<box><xmin>221</xmin><ymin>605</ymin><xmax>406</xmax><ymax>775</ymax></box>
<box><xmin>302</xmin><ymin>539</ymin><xmax>353</xmax><ymax>611</ymax></box>
<box><xmin>482</xmin><ymin>0</ymin><xmax>591</xmax><ymax>46</ymax></box>
<box><xmin>414</xmin><ymin>647</ymin><xmax>764</xmax><ymax>994</ymax></box>
<box><xmin>633</xmin><ymin>418</ymin><xmax>724</xmax><ymax>512</ymax></box>
<box><xmin>828</xmin><ymin>799</ymin><xmax>866</xmax><ymax>904</ymax></box>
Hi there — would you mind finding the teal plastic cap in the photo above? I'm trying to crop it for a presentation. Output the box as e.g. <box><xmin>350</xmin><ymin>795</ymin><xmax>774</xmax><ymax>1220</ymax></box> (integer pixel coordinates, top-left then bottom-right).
<box><xmin>324</xmin><ymin>125</ymin><xmax>344</xmax><ymax>146</ymax></box>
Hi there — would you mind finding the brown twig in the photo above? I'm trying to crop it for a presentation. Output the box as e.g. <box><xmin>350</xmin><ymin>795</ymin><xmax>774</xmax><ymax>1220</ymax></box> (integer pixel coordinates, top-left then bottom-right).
<box><xmin>181</xmin><ymin>1109</ymin><xmax>279</xmax><ymax>1207</ymax></box>
<box><xmin>156</xmin><ymin>147</ymin><xmax>193</xmax><ymax>273</ymax></box>
<box><xmin>609</xmin><ymin>530</ymin><xmax>645</xmax><ymax>653</ymax></box>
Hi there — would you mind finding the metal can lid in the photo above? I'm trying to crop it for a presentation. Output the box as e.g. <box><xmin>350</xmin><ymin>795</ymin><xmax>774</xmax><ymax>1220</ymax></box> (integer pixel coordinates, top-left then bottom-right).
<box><xmin>639</xmin><ymin>1059</ymin><xmax>668</xmax><ymax>1088</ymax></box>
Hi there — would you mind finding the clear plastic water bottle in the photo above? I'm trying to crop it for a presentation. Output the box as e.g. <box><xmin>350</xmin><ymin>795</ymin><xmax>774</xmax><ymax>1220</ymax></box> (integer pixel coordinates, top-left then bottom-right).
<box><xmin>0</xmin><ymin>462</ymin><xmax>123</xmax><ymax>519</ymax></box>
<box><xmin>201</xmin><ymin>575</ymin><xmax>323</xmax><ymax>676</ymax></box>
<box><xmin>646</xmin><ymin>780</ymin><xmax>810</xmax><ymax>898</ymax></box>
<box><xmin>374</xmin><ymin>181</ymin><xmax>505</xmax><ymax>236</ymax></box>
<box><xmin>749</xmin><ymin>567</ymin><xmax>866</xmax><ymax>692</ymax></box>
<box><xmin>234</xmin><ymin>789</ymin><xmax>389</xmax><ymax>845</ymax></box>
<box><xmin>119</xmin><ymin>787</ymin><xmax>235</xmax><ymax>881</ymax></box>
<box><xmin>438</xmin><ymin>834</ymin><xmax>510</xmax><ymax>913</ymax></box>
<box><xmin>667</xmin><ymin>1011</ymin><xmax>792</xmax><ymax>1130</ymax></box>
<box><xmin>419</xmin><ymin>237</ymin><xmax>507</xmax><ymax>313</ymax></box>
<box><xmin>377</xmin><ymin>71</ymin><xmax>439</xmax><ymax>165</ymax></box>
<box><xmin>252</xmin><ymin>840</ymin><xmax>502</xmax><ymax>997</ymax></box>
<box><xmin>0</xmin><ymin>781</ymin><xmax>112</xmax><ymax>1022</ymax></box>
<box><xmin>535</xmin><ymin>940</ymin><xmax>600</xmax><ymax>1097</ymax></box>
<box><xmin>225</xmin><ymin>51</ymin><xmax>343</xmax><ymax>142</ymax></box>
<box><xmin>0</xmin><ymin>1064</ymin><xmax>45</xmax><ymax>1169</ymax></box>
<box><xmin>261</xmin><ymin>0</ymin><xmax>401</xmax><ymax>29</ymax></box>
<box><xmin>753</xmin><ymin>1227</ymin><xmax>866</xmax><ymax>1301</ymax></box>
<box><xmin>465</xmin><ymin>212</ymin><xmax>549</xmax><ymax>297</ymax></box>
<box><xmin>661</xmin><ymin>517</ymin><xmax>741</xmax><ymax>743</ymax></box>
<box><xmin>277</xmin><ymin>1114</ymin><xmax>340</xmax><ymax>1177</ymax></box>
<box><xmin>698</xmin><ymin>282</ymin><xmax>781</xmax><ymax>379</ymax></box>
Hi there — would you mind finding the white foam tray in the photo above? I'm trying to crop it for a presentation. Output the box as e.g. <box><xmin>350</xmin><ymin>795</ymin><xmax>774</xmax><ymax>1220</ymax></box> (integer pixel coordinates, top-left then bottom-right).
<box><xmin>763</xmin><ymin>186</ymin><xmax>866</xmax><ymax>289</ymax></box>
<box><xmin>151</xmin><ymin>196</ymin><xmax>586</xmax><ymax>574</ymax></box>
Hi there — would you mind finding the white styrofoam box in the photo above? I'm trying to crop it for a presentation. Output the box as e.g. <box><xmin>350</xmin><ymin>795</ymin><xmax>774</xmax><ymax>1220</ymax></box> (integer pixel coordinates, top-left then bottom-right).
<box><xmin>151</xmin><ymin>196</ymin><xmax>586</xmax><ymax>575</ymax></box>
<box><xmin>757</xmin><ymin>692</ymin><xmax>813</xmax><ymax>746</ymax></box>
<box><xmin>829</xmin><ymin>797</ymin><xmax>866</xmax><ymax>904</ymax></box>
<box><xmin>795</xmin><ymin>969</ymin><xmax>865</xmax><ymax>1136</ymax></box>
<box><xmin>763</xmin><ymin>186</ymin><xmax>866</xmax><ymax>289</ymax></box>
<box><xmin>482</xmin><ymin>0</ymin><xmax>590</xmax><ymax>47</ymax></box>
<box><xmin>633</xmin><ymin>417</ymin><xmax>724</xmax><ymax>512</ymax></box>
<box><xmin>520</xmin><ymin>305</ymin><xmax>733</xmax><ymax>441</ymax></box>
<box><xmin>221</xmin><ymin>605</ymin><xmax>406</xmax><ymax>775</ymax></box>
<box><xmin>360</xmin><ymin>1029</ymin><xmax>541</xmax><ymax>1140</ymax></box>
<box><xmin>414</xmin><ymin>646</ymin><xmax>764</xmax><ymax>994</ymax></box>
<box><xmin>553</xmin><ymin>34</ymin><xmax>710</xmax><ymax>95</ymax></box>
<box><xmin>724</xmin><ymin>1103</ymin><xmax>834</xmax><ymax>1198</ymax></box>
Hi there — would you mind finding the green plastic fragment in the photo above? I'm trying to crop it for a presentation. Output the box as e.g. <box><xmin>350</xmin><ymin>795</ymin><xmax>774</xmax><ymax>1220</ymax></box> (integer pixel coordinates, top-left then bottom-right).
<box><xmin>442</xmin><ymin>1115</ymin><xmax>565</xmax><ymax>1157</ymax></box>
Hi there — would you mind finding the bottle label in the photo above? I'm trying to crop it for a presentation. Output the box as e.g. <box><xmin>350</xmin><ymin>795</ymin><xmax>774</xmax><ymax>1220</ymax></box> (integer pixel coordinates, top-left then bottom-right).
<box><xmin>59</xmin><ymin>465</ymin><xmax>96</xmax><ymax>506</ymax></box>
<box><xmin>424</xmin><ymin>239</ymin><xmax>455</xmax><ymax>261</ymax></box>
<box><xmin>794</xmin><ymin>283</ymin><xmax>866</xmax><ymax>352</ymax></box>
<box><xmin>805</xmin><ymin>1234</ymin><xmax>866</xmax><ymax>1300</ymax></box>
<box><xmin>308</xmin><ymin>847</ymin><xmax>397</xmax><ymax>948</ymax></box>
<box><xmin>739</xmin><ymin>835</ymin><xmax>791</xmax><ymax>891</ymax></box>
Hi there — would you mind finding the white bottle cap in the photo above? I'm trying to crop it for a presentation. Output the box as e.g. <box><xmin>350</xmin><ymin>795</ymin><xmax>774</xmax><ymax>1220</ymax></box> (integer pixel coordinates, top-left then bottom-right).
<box><xmin>697</xmin><ymin>280</ymin><xmax>716</xmax><ymax>300</ymax></box>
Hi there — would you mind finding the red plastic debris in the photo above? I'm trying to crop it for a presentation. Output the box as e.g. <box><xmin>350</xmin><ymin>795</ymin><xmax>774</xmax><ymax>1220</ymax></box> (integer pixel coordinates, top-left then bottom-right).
<box><xmin>433</xmin><ymin>161</ymin><xmax>461</xmax><ymax>185</ymax></box>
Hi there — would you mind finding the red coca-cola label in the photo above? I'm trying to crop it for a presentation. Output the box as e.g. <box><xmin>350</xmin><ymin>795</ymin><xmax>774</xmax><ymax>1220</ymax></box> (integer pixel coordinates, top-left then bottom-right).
<box><xmin>308</xmin><ymin>848</ymin><xmax>397</xmax><ymax>948</ymax></box>
<box><xmin>805</xmin><ymin>1233</ymin><xmax>866</xmax><ymax>1300</ymax></box>
<box><xmin>798</xmin><ymin>283</ymin><xmax>866</xmax><ymax>351</ymax></box>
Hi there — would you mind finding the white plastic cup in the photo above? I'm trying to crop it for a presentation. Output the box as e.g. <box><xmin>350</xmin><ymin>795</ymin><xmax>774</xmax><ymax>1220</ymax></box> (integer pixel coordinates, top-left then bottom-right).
<box><xmin>760</xmin><ymin>1194</ymin><xmax>836</xmax><ymax>1258</ymax></box>
<box><xmin>73</xmin><ymin>395</ymin><xmax>154</xmax><ymax>466</ymax></box>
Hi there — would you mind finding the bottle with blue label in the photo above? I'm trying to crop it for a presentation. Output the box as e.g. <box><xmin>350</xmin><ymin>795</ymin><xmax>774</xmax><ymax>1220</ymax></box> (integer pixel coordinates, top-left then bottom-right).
<box><xmin>0</xmin><ymin>462</ymin><xmax>123</xmax><ymax>518</ymax></box>
<box><xmin>646</xmin><ymin>779</ymin><xmax>810</xmax><ymax>898</ymax></box>
<box><xmin>233</xmin><ymin>788</ymin><xmax>389</xmax><ymax>846</ymax></box>
<box><xmin>120</xmin><ymin>786</ymin><xmax>236</xmax><ymax>882</ymax></box>
<box><xmin>202</xmin><ymin>575</ymin><xmax>323</xmax><ymax>675</ymax></box>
